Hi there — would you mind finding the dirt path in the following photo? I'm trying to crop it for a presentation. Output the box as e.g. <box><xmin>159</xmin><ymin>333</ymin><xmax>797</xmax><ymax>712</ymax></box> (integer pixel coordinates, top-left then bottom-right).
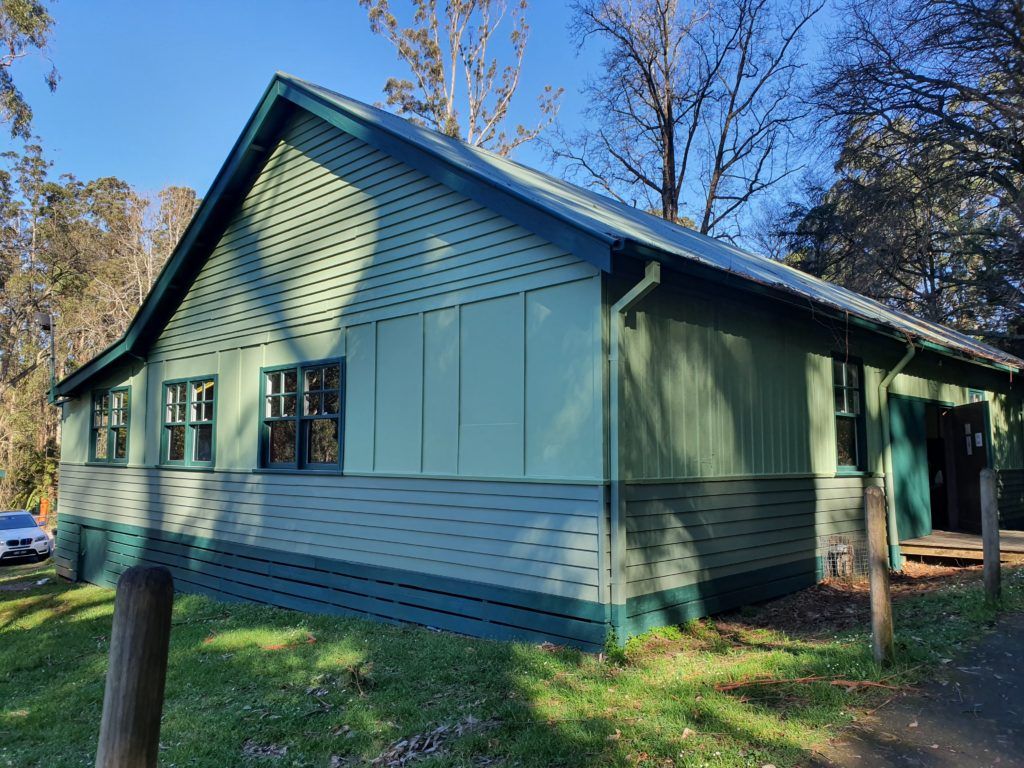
<box><xmin>814</xmin><ymin>612</ymin><xmax>1024</xmax><ymax>767</ymax></box>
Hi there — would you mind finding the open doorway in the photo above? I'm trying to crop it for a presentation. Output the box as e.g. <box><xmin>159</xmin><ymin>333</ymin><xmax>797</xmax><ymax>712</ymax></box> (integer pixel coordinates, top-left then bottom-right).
<box><xmin>890</xmin><ymin>396</ymin><xmax>991</xmax><ymax>540</ymax></box>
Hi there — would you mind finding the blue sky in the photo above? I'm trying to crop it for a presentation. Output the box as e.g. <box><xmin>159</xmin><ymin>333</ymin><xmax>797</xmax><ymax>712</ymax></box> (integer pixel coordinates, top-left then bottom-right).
<box><xmin>5</xmin><ymin>1</ymin><xmax>835</xmax><ymax>209</ymax></box>
<box><xmin>4</xmin><ymin>1</ymin><xmax>598</xmax><ymax>196</ymax></box>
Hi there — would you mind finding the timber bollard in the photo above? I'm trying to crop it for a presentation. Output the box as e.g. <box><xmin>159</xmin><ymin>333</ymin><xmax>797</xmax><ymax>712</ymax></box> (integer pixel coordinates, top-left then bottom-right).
<box><xmin>95</xmin><ymin>566</ymin><xmax>174</xmax><ymax>768</ymax></box>
<box><xmin>864</xmin><ymin>486</ymin><xmax>894</xmax><ymax>665</ymax></box>
<box><xmin>980</xmin><ymin>468</ymin><xmax>1001</xmax><ymax>603</ymax></box>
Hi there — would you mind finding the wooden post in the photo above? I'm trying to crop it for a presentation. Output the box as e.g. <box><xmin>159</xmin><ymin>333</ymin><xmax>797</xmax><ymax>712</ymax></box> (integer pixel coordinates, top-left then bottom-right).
<box><xmin>95</xmin><ymin>566</ymin><xmax>174</xmax><ymax>768</ymax></box>
<box><xmin>980</xmin><ymin>468</ymin><xmax>1001</xmax><ymax>603</ymax></box>
<box><xmin>865</xmin><ymin>486</ymin><xmax>894</xmax><ymax>665</ymax></box>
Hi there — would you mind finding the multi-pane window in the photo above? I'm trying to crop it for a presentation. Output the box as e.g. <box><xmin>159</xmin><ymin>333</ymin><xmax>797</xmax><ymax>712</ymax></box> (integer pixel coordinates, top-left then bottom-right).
<box><xmin>833</xmin><ymin>359</ymin><xmax>865</xmax><ymax>471</ymax></box>
<box><xmin>162</xmin><ymin>378</ymin><xmax>216</xmax><ymax>467</ymax></box>
<box><xmin>261</xmin><ymin>361</ymin><xmax>343</xmax><ymax>469</ymax></box>
<box><xmin>90</xmin><ymin>387</ymin><xmax>130</xmax><ymax>464</ymax></box>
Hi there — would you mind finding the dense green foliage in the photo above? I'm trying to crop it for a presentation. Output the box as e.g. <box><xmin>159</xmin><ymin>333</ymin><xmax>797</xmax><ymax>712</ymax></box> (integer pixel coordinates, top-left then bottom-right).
<box><xmin>1</xmin><ymin>561</ymin><xmax>1021</xmax><ymax>767</ymax></box>
<box><xmin>0</xmin><ymin>143</ymin><xmax>197</xmax><ymax>507</ymax></box>
<box><xmin>774</xmin><ymin>0</ymin><xmax>1024</xmax><ymax>354</ymax></box>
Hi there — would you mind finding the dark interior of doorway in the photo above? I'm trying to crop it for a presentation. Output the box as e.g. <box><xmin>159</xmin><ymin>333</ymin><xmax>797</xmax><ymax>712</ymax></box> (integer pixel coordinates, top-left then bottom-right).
<box><xmin>926</xmin><ymin>400</ymin><xmax>991</xmax><ymax>534</ymax></box>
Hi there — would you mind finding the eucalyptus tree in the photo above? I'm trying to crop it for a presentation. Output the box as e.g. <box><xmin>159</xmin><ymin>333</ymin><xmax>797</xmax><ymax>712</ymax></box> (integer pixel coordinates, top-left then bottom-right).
<box><xmin>553</xmin><ymin>0</ymin><xmax>822</xmax><ymax>237</ymax></box>
<box><xmin>359</xmin><ymin>0</ymin><xmax>562</xmax><ymax>156</ymax></box>
<box><xmin>0</xmin><ymin>0</ymin><xmax>58</xmax><ymax>137</ymax></box>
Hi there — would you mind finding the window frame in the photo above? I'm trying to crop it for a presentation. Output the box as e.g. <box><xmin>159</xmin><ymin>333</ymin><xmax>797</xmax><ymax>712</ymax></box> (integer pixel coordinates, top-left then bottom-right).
<box><xmin>89</xmin><ymin>385</ymin><xmax>131</xmax><ymax>465</ymax></box>
<box><xmin>160</xmin><ymin>375</ymin><xmax>218</xmax><ymax>469</ymax></box>
<box><xmin>832</xmin><ymin>357</ymin><xmax>867</xmax><ymax>474</ymax></box>
<box><xmin>968</xmin><ymin>388</ymin><xmax>986</xmax><ymax>403</ymax></box>
<box><xmin>258</xmin><ymin>358</ymin><xmax>344</xmax><ymax>471</ymax></box>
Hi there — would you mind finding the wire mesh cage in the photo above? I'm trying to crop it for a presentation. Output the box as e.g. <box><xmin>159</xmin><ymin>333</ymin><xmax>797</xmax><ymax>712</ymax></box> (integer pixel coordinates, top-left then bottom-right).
<box><xmin>817</xmin><ymin>533</ymin><xmax>869</xmax><ymax>581</ymax></box>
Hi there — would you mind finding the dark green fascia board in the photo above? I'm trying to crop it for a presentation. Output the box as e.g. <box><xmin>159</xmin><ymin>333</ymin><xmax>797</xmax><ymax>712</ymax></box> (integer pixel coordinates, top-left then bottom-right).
<box><xmin>612</xmin><ymin>237</ymin><xmax>1023</xmax><ymax>380</ymax></box>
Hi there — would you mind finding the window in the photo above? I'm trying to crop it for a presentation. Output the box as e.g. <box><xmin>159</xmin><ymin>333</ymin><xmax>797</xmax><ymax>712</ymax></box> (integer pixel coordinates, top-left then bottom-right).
<box><xmin>161</xmin><ymin>377</ymin><xmax>216</xmax><ymax>467</ymax></box>
<box><xmin>90</xmin><ymin>387</ymin><xmax>130</xmax><ymax>464</ymax></box>
<box><xmin>968</xmin><ymin>389</ymin><xmax>985</xmax><ymax>403</ymax></box>
<box><xmin>260</xmin><ymin>361</ymin><xmax>343</xmax><ymax>469</ymax></box>
<box><xmin>833</xmin><ymin>358</ymin><xmax>866</xmax><ymax>471</ymax></box>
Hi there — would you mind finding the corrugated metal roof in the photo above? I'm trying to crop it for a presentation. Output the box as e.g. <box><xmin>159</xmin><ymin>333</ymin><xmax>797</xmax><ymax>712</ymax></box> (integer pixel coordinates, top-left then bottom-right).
<box><xmin>295</xmin><ymin>75</ymin><xmax>1023</xmax><ymax>372</ymax></box>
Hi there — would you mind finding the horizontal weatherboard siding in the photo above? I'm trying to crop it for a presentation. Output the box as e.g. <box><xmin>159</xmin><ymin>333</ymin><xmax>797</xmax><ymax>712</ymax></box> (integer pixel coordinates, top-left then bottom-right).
<box><xmin>150</xmin><ymin>111</ymin><xmax>597</xmax><ymax>358</ymax></box>
<box><xmin>58</xmin><ymin>464</ymin><xmax>604</xmax><ymax>601</ymax></box>
<box><xmin>624</xmin><ymin>476</ymin><xmax>878</xmax><ymax>624</ymax></box>
<box><xmin>57</xmin><ymin>513</ymin><xmax>607</xmax><ymax>649</ymax></box>
<box><xmin>1001</xmin><ymin>469</ymin><xmax>1024</xmax><ymax>530</ymax></box>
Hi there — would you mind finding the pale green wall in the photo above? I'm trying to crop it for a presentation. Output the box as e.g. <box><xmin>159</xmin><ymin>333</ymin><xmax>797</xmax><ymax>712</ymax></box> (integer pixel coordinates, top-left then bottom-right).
<box><xmin>61</xmin><ymin>110</ymin><xmax>605</xmax><ymax>482</ymax></box>
<box><xmin>344</xmin><ymin>279</ymin><xmax>602</xmax><ymax>478</ymax></box>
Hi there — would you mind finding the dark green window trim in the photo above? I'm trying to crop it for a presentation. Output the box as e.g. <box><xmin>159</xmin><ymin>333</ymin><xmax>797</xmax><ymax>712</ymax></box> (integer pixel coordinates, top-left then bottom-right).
<box><xmin>832</xmin><ymin>357</ymin><xmax>867</xmax><ymax>472</ymax></box>
<box><xmin>89</xmin><ymin>386</ymin><xmax>131</xmax><ymax>465</ymax></box>
<box><xmin>160</xmin><ymin>376</ymin><xmax>217</xmax><ymax>468</ymax></box>
<box><xmin>968</xmin><ymin>388</ymin><xmax>986</xmax><ymax>403</ymax></box>
<box><xmin>259</xmin><ymin>358</ymin><xmax>344</xmax><ymax>470</ymax></box>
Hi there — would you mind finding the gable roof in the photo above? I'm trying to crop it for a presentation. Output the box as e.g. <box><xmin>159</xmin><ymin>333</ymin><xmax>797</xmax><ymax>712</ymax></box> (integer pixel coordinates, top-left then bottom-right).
<box><xmin>56</xmin><ymin>73</ymin><xmax>1022</xmax><ymax>396</ymax></box>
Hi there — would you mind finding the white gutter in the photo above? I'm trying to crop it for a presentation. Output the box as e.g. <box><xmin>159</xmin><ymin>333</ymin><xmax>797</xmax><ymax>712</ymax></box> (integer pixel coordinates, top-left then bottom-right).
<box><xmin>878</xmin><ymin>341</ymin><xmax>917</xmax><ymax>569</ymax></box>
<box><xmin>609</xmin><ymin>260</ymin><xmax>661</xmax><ymax>639</ymax></box>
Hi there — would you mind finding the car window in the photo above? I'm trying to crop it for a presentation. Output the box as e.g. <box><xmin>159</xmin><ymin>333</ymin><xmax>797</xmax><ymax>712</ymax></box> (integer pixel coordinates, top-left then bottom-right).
<box><xmin>0</xmin><ymin>513</ymin><xmax>37</xmax><ymax>530</ymax></box>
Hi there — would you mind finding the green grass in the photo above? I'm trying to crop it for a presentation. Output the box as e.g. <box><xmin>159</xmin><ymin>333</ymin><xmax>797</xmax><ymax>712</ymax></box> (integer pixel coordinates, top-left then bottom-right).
<box><xmin>1</xmin><ymin>562</ymin><xmax>1022</xmax><ymax>768</ymax></box>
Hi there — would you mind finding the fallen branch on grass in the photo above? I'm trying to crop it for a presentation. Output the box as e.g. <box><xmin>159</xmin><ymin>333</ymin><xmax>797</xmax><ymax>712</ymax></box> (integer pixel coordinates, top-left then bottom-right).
<box><xmin>714</xmin><ymin>675</ymin><xmax>907</xmax><ymax>693</ymax></box>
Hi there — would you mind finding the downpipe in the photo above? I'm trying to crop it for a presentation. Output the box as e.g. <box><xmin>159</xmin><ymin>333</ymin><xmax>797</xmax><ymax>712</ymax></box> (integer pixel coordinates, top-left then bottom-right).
<box><xmin>879</xmin><ymin>342</ymin><xmax>917</xmax><ymax>569</ymax></box>
<box><xmin>609</xmin><ymin>260</ymin><xmax>661</xmax><ymax>640</ymax></box>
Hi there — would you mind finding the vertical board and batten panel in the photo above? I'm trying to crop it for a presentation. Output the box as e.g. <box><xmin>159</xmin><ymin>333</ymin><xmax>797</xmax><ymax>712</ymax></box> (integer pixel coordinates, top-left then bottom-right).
<box><xmin>343</xmin><ymin>279</ymin><xmax>603</xmax><ymax>480</ymax></box>
<box><xmin>374</xmin><ymin>315</ymin><xmax>424</xmax><ymax>473</ymax></box>
<box><xmin>460</xmin><ymin>295</ymin><xmax>526</xmax><ymax>477</ymax></box>
<box><xmin>526</xmin><ymin>281</ymin><xmax>602</xmax><ymax>478</ymax></box>
<box><xmin>422</xmin><ymin>308</ymin><xmax>460</xmax><ymax>473</ymax></box>
<box><xmin>620</xmin><ymin>282</ymin><xmax>836</xmax><ymax>482</ymax></box>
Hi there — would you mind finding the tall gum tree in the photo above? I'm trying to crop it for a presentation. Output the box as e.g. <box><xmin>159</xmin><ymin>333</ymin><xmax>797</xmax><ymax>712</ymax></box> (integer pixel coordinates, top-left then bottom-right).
<box><xmin>359</xmin><ymin>0</ymin><xmax>562</xmax><ymax>156</ymax></box>
<box><xmin>552</xmin><ymin>0</ymin><xmax>822</xmax><ymax>238</ymax></box>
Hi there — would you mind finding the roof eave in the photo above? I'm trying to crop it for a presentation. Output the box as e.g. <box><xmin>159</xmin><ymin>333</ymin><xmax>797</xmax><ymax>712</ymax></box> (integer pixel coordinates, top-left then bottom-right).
<box><xmin>614</xmin><ymin>237</ymin><xmax>1023</xmax><ymax>377</ymax></box>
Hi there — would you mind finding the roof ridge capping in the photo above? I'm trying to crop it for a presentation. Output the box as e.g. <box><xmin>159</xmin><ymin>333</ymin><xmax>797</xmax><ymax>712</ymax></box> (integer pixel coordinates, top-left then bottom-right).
<box><xmin>55</xmin><ymin>73</ymin><xmax>1022</xmax><ymax>396</ymax></box>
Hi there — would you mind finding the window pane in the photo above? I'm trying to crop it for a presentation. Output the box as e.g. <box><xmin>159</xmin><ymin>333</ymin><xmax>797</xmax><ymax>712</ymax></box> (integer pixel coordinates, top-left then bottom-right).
<box><xmin>267</xmin><ymin>396</ymin><xmax>280</xmax><ymax>418</ymax></box>
<box><xmin>324</xmin><ymin>392</ymin><xmax>340</xmax><ymax>415</ymax></box>
<box><xmin>168</xmin><ymin>425</ymin><xmax>186</xmax><ymax>461</ymax></box>
<box><xmin>834</xmin><ymin>388</ymin><xmax>846</xmax><ymax>413</ymax></box>
<box><xmin>307</xmin><ymin>419</ymin><xmax>338</xmax><ymax>464</ymax></box>
<box><xmin>94</xmin><ymin>429</ymin><xmax>108</xmax><ymax>460</ymax></box>
<box><xmin>113</xmin><ymin>427</ymin><xmax>128</xmax><ymax>460</ymax></box>
<box><xmin>266</xmin><ymin>371</ymin><xmax>281</xmax><ymax>395</ymax></box>
<box><xmin>846</xmin><ymin>364</ymin><xmax>859</xmax><ymax>388</ymax></box>
<box><xmin>305</xmin><ymin>367</ymin><xmax>322</xmax><ymax>391</ymax></box>
<box><xmin>836</xmin><ymin>417</ymin><xmax>858</xmax><ymax>467</ymax></box>
<box><xmin>848</xmin><ymin>390</ymin><xmax>861</xmax><ymax>415</ymax></box>
<box><xmin>193</xmin><ymin>424</ymin><xmax>213</xmax><ymax>463</ymax></box>
<box><xmin>193</xmin><ymin>397</ymin><xmax>214</xmax><ymax>421</ymax></box>
<box><xmin>324</xmin><ymin>364</ymin><xmax>340</xmax><ymax>390</ymax></box>
<box><xmin>304</xmin><ymin>393</ymin><xmax>323</xmax><ymax>416</ymax></box>
<box><xmin>193</xmin><ymin>379</ymin><xmax>214</xmax><ymax>402</ymax></box>
<box><xmin>284</xmin><ymin>369</ymin><xmax>297</xmax><ymax>393</ymax></box>
<box><xmin>268</xmin><ymin>421</ymin><xmax>296</xmax><ymax>464</ymax></box>
<box><xmin>282</xmin><ymin>394</ymin><xmax>297</xmax><ymax>417</ymax></box>
<box><xmin>832</xmin><ymin>359</ymin><xmax>844</xmax><ymax>385</ymax></box>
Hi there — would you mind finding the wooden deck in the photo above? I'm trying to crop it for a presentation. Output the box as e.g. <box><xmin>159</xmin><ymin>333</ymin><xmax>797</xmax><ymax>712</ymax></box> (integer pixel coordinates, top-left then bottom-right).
<box><xmin>901</xmin><ymin>530</ymin><xmax>1024</xmax><ymax>563</ymax></box>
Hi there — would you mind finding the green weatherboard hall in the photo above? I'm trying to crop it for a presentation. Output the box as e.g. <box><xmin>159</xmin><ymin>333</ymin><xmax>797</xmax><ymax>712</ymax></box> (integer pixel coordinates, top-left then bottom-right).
<box><xmin>53</xmin><ymin>74</ymin><xmax>1024</xmax><ymax>649</ymax></box>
